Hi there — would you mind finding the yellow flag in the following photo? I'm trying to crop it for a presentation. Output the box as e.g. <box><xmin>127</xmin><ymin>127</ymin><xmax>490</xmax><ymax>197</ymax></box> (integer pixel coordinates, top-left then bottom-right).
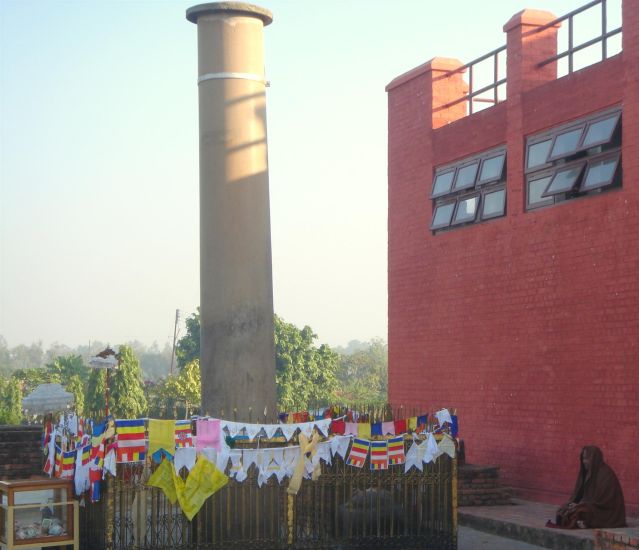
<box><xmin>147</xmin><ymin>459</ymin><xmax>177</xmax><ymax>504</ymax></box>
<box><xmin>148</xmin><ymin>419</ymin><xmax>176</xmax><ymax>456</ymax></box>
<box><xmin>176</xmin><ymin>456</ymin><xmax>228</xmax><ymax>521</ymax></box>
<box><xmin>357</xmin><ymin>423</ymin><xmax>371</xmax><ymax>439</ymax></box>
<box><xmin>408</xmin><ymin>417</ymin><xmax>418</xmax><ymax>431</ymax></box>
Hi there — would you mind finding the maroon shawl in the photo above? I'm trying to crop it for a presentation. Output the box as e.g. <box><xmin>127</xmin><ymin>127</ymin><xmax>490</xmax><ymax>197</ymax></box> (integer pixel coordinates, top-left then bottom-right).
<box><xmin>557</xmin><ymin>446</ymin><xmax>626</xmax><ymax>528</ymax></box>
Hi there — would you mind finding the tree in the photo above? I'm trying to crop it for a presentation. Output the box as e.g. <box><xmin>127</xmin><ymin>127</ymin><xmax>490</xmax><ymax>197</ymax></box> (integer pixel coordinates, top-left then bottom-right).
<box><xmin>66</xmin><ymin>375</ymin><xmax>85</xmax><ymax>416</ymax></box>
<box><xmin>336</xmin><ymin>339</ymin><xmax>388</xmax><ymax>405</ymax></box>
<box><xmin>47</xmin><ymin>354</ymin><xmax>88</xmax><ymax>384</ymax></box>
<box><xmin>84</xmin><ymin>368</ymin><xmax>106</xmax><ymax>418</ymax></box>
<box><xmin>175</xmin><ymin>309</ymin><xmax>200</xmax><ymax>370</ymax></box>
<box><xmin>12</xmin><ymin>367</ymin><xmax>58</xmax><ymax>394</ymax></box>
<box><xmin>146</xmin><ymin>359</ymin><xmax>201</xmax><ymax>419</ymax></box>
<box><xmin>0</xmin><ymin>377</ymin><xmax>23</xmax><ymax>424</ymax></box>
<box><xmin>275</xmin><ymin>315</ymin><xmax>339</xmax><ymax>411</ymax></box>
<box><xmin>109</xmin><ymin>345</ymin><xmax>147</xmax><ymax>418</ymax></box>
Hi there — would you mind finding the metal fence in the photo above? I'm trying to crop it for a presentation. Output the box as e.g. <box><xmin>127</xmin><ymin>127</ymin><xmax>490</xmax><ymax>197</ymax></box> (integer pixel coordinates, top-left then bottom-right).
<box><xmin>79</xmin><ymin>446</ymin><xmax>457</xmax><ymax>550</ymax></box>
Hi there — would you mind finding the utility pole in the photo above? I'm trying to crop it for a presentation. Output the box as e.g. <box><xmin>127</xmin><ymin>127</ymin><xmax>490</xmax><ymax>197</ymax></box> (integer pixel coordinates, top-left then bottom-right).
<box><xmin>170</xmin><ymin>309</ymin><xmax>180</xmax><ymax>375</ymax></box>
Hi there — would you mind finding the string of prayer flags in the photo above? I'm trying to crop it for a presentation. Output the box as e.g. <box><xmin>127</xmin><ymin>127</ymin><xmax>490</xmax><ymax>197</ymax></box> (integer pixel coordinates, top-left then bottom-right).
<box><xmin>346</xmin><ymin>438</ymin><xmax>370</xmax><ymax>468</ymax></box>
<box><xmin>175</xmin><ymin>419</ymin><xmax>193</xmax><ymax>448</ymax></box>
<box><xmin>370</xmin><ymin>440</ymin><xmax>389</xmax><ymax>470</ymax></box>
<box><xmin>388</xmin><ymin>436</ymin><xmax>406</xmax><ymax>465</ymax></box>
<box><xmin>115</xmin><ymin>418</ymin><xmax>146</xmax><ymax>463</ymax></box>
<box><xmin>148</xmin><ymin>419</ymin><xmax>176</xmax><ymax>457</ymax></box>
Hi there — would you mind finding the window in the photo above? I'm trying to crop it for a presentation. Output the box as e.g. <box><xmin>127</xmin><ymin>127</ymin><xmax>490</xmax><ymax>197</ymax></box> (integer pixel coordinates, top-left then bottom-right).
<box><xmin>430</xmin><ymin>147</ymin><xmax>506</xmax><ymax>231</ymax></box>
<box><xmin>526</xmin><ymin>108</ymin><xmax>621</xmax><ymax>210</ymax></box>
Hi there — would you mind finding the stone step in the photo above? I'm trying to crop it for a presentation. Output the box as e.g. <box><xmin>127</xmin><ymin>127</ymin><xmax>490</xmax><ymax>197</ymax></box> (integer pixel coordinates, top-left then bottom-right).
<box><xmin>459</xmin><ymin>499</ymin><xmax>596</xmax><ymax>550</ymax></box>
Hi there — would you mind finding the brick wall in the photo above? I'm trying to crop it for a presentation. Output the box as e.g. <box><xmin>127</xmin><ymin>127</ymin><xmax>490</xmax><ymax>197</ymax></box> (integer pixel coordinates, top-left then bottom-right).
<box><xmin>387</xmin><ymin>1</ymin><xmax>639</xmax><ymax>516</ymax></box>
<box><xmin>0</xmin><ymin>425</ymin><xmax>43</xmax><ymax>480</ymax></box>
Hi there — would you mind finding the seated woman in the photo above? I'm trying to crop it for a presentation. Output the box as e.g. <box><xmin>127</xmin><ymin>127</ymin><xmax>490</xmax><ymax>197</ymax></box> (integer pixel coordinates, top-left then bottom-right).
<box><xmin>554</xmin><ymin>446</ymin><xmax>626</xmax><ymax>529</ymax></box>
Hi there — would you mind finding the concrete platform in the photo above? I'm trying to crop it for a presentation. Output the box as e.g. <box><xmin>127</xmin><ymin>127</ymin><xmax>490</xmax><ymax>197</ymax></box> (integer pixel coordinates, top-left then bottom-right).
<box><xmin>459</xmin><ymin>499</ymin><xmax>639</xmax><ymax>550</ymax></box>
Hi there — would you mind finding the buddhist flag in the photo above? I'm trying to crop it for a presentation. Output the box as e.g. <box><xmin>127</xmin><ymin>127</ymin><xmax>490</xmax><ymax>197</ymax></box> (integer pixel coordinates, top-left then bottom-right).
<box><xmin>59</xmin><ymin>449</ymin><xmax>76</xmax><ymax>479</ymax></box>
<box><xmin>54</xmin><ymin>445</ymin><xmax>63</xmax><ymax>478</ymax></box>
<box><xmin>370</xmin><ymin>440</ymin><xmax>389</xmax><ymax>470</ymax></box>
<box><xmin>175</xmin><ymin>420</ymin><xmax>193</xmax><ymax>448</ymax></box>
<box><xmin>346</xmin><ymin>438</ymin><xmax>370</xmax><ymax>468</ymax></box>
<box><xmin>148</xmin><ymin>419</ymin><xmax>176</xmax><ymax>456</ymax></box>
<box><xmin>116</xmin><ymin>419</ymin><xmax>147</xmax><ymax>463</ymax></box>
<box><xmin>388</xmin><ymin>436</ymin><xmax>406</xmax><ymax>465</ymax></box>
<box><xmin>81</xmin><ymin>444</ymin><xmax>91</xmax><ymax>466</ymax></box>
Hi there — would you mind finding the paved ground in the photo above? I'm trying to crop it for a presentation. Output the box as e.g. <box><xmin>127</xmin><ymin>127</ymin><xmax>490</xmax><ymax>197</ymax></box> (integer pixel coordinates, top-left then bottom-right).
<box><xmin>459</xmin><ymin>526</ymin><xmax>547</xmax><ymax>549</ymax></box>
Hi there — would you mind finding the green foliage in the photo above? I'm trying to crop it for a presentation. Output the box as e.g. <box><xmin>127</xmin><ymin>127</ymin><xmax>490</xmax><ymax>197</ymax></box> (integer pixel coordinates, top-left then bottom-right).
<box><xmin>47</xmin><ymin>354</ymin><xmax>88</xmax><ymax>384</ymax></box>
<box><xmin>84</xmin><ymin>368</ymin><xmax>106</xmax><ymax>418</ymax></box>
<box><xmin>146</xmin><ymin>359</ymin><xmax>201</xmax><ymax>419</ymax></box>
<box><xmin>175</xmin><ymin>309</ymin><xmax>200</xmax><ymax>370</ymax></box>
<box><xmin>336</xmin><ymin>339</ymin><xmax>388</xmax><ymax>405</ymax></box>
<box><xmin>0</xmin><ymin>377</ymin><xmax>23</xmax><ymax>424</ymax></box>
<box><xmin>66</xmin><ymin>375</ymin><xmax>85</xmax><ymax>416</ymax></box>
<box><xmin>12</xmin><ymin>367</ymin><xmax>58</xmax><ymax>394</ymax></box>
<box><xmin>109</xmin><ymin>345</ymin><xmax>148</xmax><ymax>418</ymax></box>
<box><xmin>275</xmin><ymin>315</ymin><xmax>339</xmax><ymax>411</ymax></box>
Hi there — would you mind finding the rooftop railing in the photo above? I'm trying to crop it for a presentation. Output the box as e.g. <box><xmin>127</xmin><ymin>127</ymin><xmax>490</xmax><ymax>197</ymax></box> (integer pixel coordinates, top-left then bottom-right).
<box><xmin>537</xmin><ymin>0</ymin><xmax>622</xmax><ymax>75</ymax></box>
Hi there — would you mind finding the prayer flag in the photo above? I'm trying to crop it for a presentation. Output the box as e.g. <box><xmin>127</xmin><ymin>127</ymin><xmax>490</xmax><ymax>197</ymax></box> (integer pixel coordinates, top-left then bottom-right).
<box><xmin>148</xmin><ymin>419</ymin><xmax>176</xmax><ymax>456</ymax></box>
<box><xmin>451</xmin><ymin>415</ymin><xmax>459</xmax><ymax>437</ymax></box>
<box><xmin>81</xmin><ymin>444</ymin><xmax>91</xmax><ymax>466</ymax></box>
<box><xmin>60</xmin><ymin>448</ymin><xmax>76</xmax><ymax>479</ymax></box>
<box><xmin>381</xmin><ymin>421</ymin><xmax>395</xmax><ymax>435</ymax></box>
<box><xmin>175</xmin><ymin>420</ymin><xmax>193</xmax><ymax>448</ymax></box>
<box><xmin>174</xmin><ymin>456</ymin><xmax>228</xmax><ymax>521</ymax></box>
<box><xmin>388</xmin><ymin>436</ymin><xmax>406</xmax><ymax>465</ymax></box>
<box><xmin>196</xmin><ymin>419</ymin><xmax>221</xmax><ymax>452</ymax></box>
<box><xmin>330</xmin><ymin>419</ymin><xmax>345</xmax><ymax>435</ymax></box>
<box><xmin>371</xmin><ymin>422</ymin><xmax>383</xmax><ymax>436</ymax></box>
<box><xmin>394</xmin><ymin>419</ymin><xmax>407</xmax><ymax>435</ymax></box>
<box><xmin>417</xmin><ymin>415</ymin><xmax>428</xmax><ymax>432</ymax></box>
<box><xmin>346</xmin><ymin>438</ymin><xmax>370</xmax><ymax>468</ymax></box>
<box><xmin>54</xmin><ymin>445</ymin><xmax>63</xmax><ymax>478</ymax></box>
<box><xmin>344</xmin><ymin>422</ymin><xmax>358</xmax><ymax>436</ymax></box>
<box><xmin>357</xmin><ymin>423</ymin><xmax>371</xmax><ymax>439</ymax></box>
<box><xmin>116</xmin><ymin>419</ymin><xmax>147</xmax><ymax>463</ymax></box>
<box><xmin>370</xmin><ymin>440</ymin><xmax>389</xmax><ymax>470</ymax></box>
<box><xmin>147</xmin><ymin>458</ymin><xmax>177</xmax><ymax>504</ymax></box>
<box><xmin>407</xmin><ymin>417</ymin><xmax>417</xmax><ymax>431</ymax></box>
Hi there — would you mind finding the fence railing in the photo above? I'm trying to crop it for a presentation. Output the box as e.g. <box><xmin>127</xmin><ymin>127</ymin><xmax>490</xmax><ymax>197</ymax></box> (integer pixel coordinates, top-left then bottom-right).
<box><xmin>80</xmin><ymin>447</ymin><xmax>457</xmax><ymax>550</ymax></box>
<box><xmin>537</xmin><ymin>0</ymin><xmax>622</xmax><ymax>74</ymax></box>
<box><xmin>439</xmin><ymin>45</ymin><xmax>508</xmax><ymax>116</ymax></box>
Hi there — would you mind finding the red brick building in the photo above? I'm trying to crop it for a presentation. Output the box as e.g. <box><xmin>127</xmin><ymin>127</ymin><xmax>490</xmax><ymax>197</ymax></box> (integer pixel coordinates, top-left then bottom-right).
<box><xmin>387</xmin><ymin>1</ymin><xmax>638</xmax><ymax>515</ymax></box>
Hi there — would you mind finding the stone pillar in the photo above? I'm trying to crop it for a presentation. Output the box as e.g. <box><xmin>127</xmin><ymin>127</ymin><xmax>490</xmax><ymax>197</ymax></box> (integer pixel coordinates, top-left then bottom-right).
<box><xmin>187</xmin><ymin>2</ymin><xmax>276</xmax><ymax>421</ymax></box>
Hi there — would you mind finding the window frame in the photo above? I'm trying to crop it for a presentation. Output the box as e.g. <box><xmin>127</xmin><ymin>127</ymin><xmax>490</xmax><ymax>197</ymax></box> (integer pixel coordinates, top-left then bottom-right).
<box><xmin>541</xmin><ymin>161</ymin><xmax>586</xmax><ymax>198</ymax></box>
<box><xmin>451</xmin><ymin>192</ymin><xmax>481</xmax><ymax>226</ymax></box>
<box><xmin>580</xmin><ymin>152</ymin><xmax>621</xmax><ymax>192</ymax></box>
<box><xmin>579</xmin><ymin>112</ymin><xmax>621</xmax><ymax>150</ymax></box>
<box><xmin>526</xmin><ymin>170</ymin><xmax>555</xmax><ymax>210</ymax></box>
<box><xmin>451</xmin><ymin>159</ymin><xmax>480</xmax><ymax>192</ymax></box>
<box><xmin>547</xmin><ymin>124</ymin><xmax>586</xmax><ymax>162</ymax></box>
<box><xmin>430</xmin><ymin>168</ymin><xmax>457</xmax><ymax>199</ymax></box>
<box><xmin>480</xmin><ymin>187</ymin><xmax>507</xmax><ymax>220</ymax></box>
<box><xmin>477</xmin><ymin>152</ymin><xmax>506</xmax><ymax>185</ymax></box>
<box><xmin>430</xmin><ymin>199</ymin><xmax>457</xmax><ymax>230</ymax></box>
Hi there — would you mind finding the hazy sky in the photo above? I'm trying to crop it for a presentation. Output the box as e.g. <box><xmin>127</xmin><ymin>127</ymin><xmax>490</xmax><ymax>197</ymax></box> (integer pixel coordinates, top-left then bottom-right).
<box><xmin>0</xmin><ymin>0</ymin><xmax>606</xmax><ymax>349</ymax></box>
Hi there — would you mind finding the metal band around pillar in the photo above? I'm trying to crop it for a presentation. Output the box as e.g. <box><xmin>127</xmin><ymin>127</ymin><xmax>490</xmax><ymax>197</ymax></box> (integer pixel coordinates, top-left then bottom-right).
<box><xmin>198</xmin><ymin>71</ymin><xmax>269</xmax><ymax>86</ymax></box>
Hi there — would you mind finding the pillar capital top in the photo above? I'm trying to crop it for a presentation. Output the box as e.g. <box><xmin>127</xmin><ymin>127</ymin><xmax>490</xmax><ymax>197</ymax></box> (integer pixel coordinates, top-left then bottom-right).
<box><xmin>186</xmin><ymin>2</ymin><xmax>273</xmax><ymax>26</ymax></box>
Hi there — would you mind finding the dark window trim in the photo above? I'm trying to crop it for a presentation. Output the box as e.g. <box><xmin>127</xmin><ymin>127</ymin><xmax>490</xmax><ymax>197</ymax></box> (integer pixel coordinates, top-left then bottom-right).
<box><xmin>541</xmin><ymin>161</ymin><xmax>586</xmax><ymax>198</ymax></box>
<box><xmin>431</xmin><ymin>168</ymin><xmax>457</xmax><ymax>199</ymax></box>
<box><xmin>579</xmin><ymin>111</ymin><xmax>621</xmax><ymax>150</ymax></box>
<box><xmin>451</xmin><ymin>160</ymin><xmax>480</xmax><ymax>192</ymax></box>
<box><xmin>526</xmin><ymin>170</ymin><xmax>555</xmax><ymax>210</ymax></box>
<box><xmin>525</xmin><ymin>106</ymin><xmax>621</xmax><ymax>173</ymax></box>
<box><xmin>480</xmin><ymin>186</ymin><xmax>507</xmax><ymax>220</ymax></box>
<box><xmin>451</xmin><ymin>192</ymin><xmax>481</xmax><ymax>225</ymax></box>
<box><xmin>547</xmin><ymin>124</ymin><xmax>586</xmax><ymax>162</ymax></box>
<box><xmin>477</xmin><ymin>152</ymin><xmax>506</xmax><ymax>185</ymax></box>
<box><xmin>430</xmin><ymin>199</ymin><xmax>457</xmax><ymax>230</ymax></box>
<box><xmin>580</xmin><ymin>152</ymin><xmax>621</xmax><ymax>192</ymax></box>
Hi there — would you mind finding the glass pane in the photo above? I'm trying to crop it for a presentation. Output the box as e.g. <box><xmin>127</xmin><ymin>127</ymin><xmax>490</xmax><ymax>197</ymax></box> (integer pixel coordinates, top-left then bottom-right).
<box><xmin>453</xmin><ymin>162</ymin><xmax>479</xmax><ymax>190</ymax></box>
<box><xmin>549</xmin><ymin>127</ymin><xmax>583</xmax><ymax>159</ymax></box>
<box><xmin>527</xmin><ymin>139</ymin><xmax>552</xmax><ymax>169</ymax></box>
<box><xmin>582</xmin><ymin>156</ymin><xmax>619</xmax><ymax>190</ymax></box>
<box><xmin>543</xmin><ymin>165</ymin><xmax>584</xmax><ymax>196</ymax></box>
<box><xmin>582</xmin><ymin>114</ymin><xmax>619</xmax><ymax>148</ymax></box>
<box><xmin>432</xmin><ymin>170</ymin><xmax>455</xmax><ymax>196</ymax></box>
<box><xmin>482</xmin><ymin>189</ymin><xmax>506</xmax><ymax>218</ymax></box>
<box><xmin>479</xmin><ymin>154</ymin><xmax>505</xmax><ymax>182</ymax></box>
<box><xmin>528</xmin><ymin>176</ymin><xmax>552</xmax><ymax>205</ymax></box>
<box><xmin>431</xmin><ymin>203</ymin><xmax>455</xmax><ymax>228</ymax></box>
<box><xmin>453</xmin><ymin>195</ymin><xmax>479</xmax><ymax>223</ymax></box>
